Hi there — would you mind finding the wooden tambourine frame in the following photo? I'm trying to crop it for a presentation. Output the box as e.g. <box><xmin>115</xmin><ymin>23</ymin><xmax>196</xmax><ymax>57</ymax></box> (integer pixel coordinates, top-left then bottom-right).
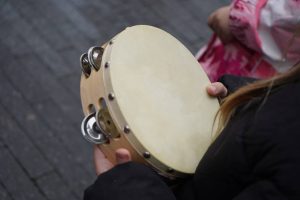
<box><xmin>80</xmin><ymin>25</ymin><xmax>219</xmax><ymax>179</ymax></box>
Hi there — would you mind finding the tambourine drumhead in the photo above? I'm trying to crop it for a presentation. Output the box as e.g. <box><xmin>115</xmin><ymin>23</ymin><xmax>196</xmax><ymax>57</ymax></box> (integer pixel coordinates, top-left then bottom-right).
<box><xmin>81</xmin><ymin>25</ymin><xmax>219</xmax><ymax>174</ymax></box>
<box><xmin>101</xmin><ymin>25</ymin><xmax>219</xmax><ymax>174</ymax></box>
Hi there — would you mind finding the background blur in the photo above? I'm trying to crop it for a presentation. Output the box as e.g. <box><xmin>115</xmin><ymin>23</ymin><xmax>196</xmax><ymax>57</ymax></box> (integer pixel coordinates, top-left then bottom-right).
<box><xmin>0</xmin><ymin>0</ymin><xmax>229</xmax><ymax>199</ymax></box>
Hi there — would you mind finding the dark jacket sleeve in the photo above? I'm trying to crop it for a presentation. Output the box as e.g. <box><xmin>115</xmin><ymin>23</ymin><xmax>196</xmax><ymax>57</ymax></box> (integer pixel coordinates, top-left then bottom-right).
<box><xmin>232</xmin><ymin>180</ymin><xmax>287</xmax><ymax>200</ymax></box>
<box><xmin>218</xmin><ymin>74</ymin><xmax>257</xmax><ymax>94</ymax></box>
<box><xmin>83</xmin><ymin>162</ymin><xmax>176</xmax><ymax>200</ymax></box>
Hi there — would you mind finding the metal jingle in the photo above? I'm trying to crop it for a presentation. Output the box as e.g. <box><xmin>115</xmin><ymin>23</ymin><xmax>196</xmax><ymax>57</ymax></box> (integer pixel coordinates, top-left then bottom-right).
<box><xmin>96</xmin><ymin>108</ymin><xmax>120</xmax><ymax>138</ymax></box>
<box><xmin>81</xmin><ymin>112</ymin><xmax>108</xmax><ymax>144</ymax></box>
<box><xmin>87</xmin><ymin>46</ymin><xmax>103</xmax><ymax>71</ymax></box>
<box><xmin>143</xmin><ymin>152</ymin><xmax>151</xmax><ymax>159</ymax></box>
<box><xmin>80</xmin><ymin>53</ymin><xmax>91</xmax><ymax>77</ymax></box>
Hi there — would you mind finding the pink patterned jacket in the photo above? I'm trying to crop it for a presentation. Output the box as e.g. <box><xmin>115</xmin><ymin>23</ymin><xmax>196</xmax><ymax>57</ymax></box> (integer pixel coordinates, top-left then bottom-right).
<box><xmin>198</xmin><ymin>0</ymin><xmax>300</xmax><ymax>82</ymax></box>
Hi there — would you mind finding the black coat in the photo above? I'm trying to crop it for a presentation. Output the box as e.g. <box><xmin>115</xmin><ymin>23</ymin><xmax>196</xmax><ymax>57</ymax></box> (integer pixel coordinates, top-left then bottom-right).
<box><xmin>84</xmin><ymin>76</ymin><xmax>300</xmax><ymax>200</ymax></box>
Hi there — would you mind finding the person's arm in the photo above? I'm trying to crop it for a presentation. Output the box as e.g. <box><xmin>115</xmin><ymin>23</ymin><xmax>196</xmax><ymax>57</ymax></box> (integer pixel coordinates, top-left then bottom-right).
<box><xmin>207</xmin><ymin>6</ymin><xmax>233</xmax><ymax>44</ymax></box>
<box><xmin>83</xmin><ymin>146</ymin><xmax>176</xmax><ymax>200</ymax></box>
<box><xmin>228</xmin><ymin>0</ymin><xmax>267</xmax><ymax>52</ymax></box>
<box><xmin>208</xmin><ymin>0</ymin><xmax>267</xmax><ymax>51</ymax></box>
<box><xmin>84</xmin><ymin>162</ymin><xmax>176</xmax><ymax>200</ymax></box>
<box><xmin>232</xmin><ymin>180</ymin><xmax>286</xmax><ymax>200</ymax></box>
<box><xmin>232</xmin><ymin>92</ymin><xmax>300</xmax><ymax>200</ymax></box>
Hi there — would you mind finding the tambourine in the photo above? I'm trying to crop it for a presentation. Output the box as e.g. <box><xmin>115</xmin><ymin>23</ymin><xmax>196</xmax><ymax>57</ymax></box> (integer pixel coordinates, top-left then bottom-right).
<box><xmin>79</xmin><ymin>25</ymin><xmax>219</xmax><ymax>179</ymax></box>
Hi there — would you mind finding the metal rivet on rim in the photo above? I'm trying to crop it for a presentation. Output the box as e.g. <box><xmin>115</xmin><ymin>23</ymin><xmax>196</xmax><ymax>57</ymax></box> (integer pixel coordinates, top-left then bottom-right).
<box><xmin>104</xmin><ymin>62</ymin><xmax>110</xmax><ymax>68</ymax></box>
<box><xmin>166</xmin><ymin>168</ymin><xmax>174</xmax><ymax>173</ymax></box>
<box><xmin>108</xmin><ymin>93</ymin><xmax>115</xmax><ymax>101</ymax></box>
<box><xmin>143</xmin><ymin>152</ymin><xmax>151</xmax><ymax>159</ymax></box>
<box><xmin>109</xmin><ymin>40</ymin><xmax>113</xmax><ymax>45</ymax></box>
<box><xmin>123</xmin><ymin>125</ymin><xmax>130</xmax><ymax>134</ymax></box>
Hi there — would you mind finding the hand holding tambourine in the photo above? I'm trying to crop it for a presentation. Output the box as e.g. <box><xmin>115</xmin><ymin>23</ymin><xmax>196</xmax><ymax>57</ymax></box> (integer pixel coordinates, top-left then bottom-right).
<box><xmin>80</xmin><ymin>25</ymin><xmax>221</xmax><ymax>179</ymax></box>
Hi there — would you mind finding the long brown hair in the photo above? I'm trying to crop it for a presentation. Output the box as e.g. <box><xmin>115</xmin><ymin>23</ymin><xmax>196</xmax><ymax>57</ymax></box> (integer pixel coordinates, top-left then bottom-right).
<box><xmin>216</xmin><ymin>62</ymin><xmax>300</xmax><ymax>134</ymax></box>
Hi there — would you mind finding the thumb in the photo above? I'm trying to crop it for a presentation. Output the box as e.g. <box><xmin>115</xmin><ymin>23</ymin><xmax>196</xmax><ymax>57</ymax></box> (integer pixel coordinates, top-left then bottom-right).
<box><xmin>115</xmin><ymin>148</ymin><xmax>132</xmax><ymax>164</ymax></box>
<box><xmin>207</xmin><ymin>82</ymin><xmax>228</xmax><ymax>98</ymax></box>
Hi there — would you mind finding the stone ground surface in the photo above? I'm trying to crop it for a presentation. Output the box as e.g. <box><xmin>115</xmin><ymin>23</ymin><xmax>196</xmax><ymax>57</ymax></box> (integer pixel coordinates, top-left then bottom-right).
<box><xmin>0</xmin><ymin>0</ymin><xmax>229</xmax><ymax>199</ymax></box>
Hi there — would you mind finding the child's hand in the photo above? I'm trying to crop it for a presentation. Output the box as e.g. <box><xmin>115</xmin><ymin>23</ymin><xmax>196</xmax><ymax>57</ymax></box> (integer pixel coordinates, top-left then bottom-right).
<box><xmin>208</xmin><ymin>6</ymin><xmax>233</xmax><ymax>44</ymax></box>
<box><xmin>94</xmin><ymin>145</ymin><xmax>132</xmax><ymax>175</ymax></box>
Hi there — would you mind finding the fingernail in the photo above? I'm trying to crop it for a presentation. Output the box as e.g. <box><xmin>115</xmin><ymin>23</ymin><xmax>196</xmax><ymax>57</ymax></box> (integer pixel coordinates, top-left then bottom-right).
<box><xmin>117</xmin><ymin>153</ymin><xmax>129</xmax><ymax>160</ymax></box>
<box><xmin>116</xmin><ymin>151</ymin><xmax>130</xmax><ymax>164</ymax></box>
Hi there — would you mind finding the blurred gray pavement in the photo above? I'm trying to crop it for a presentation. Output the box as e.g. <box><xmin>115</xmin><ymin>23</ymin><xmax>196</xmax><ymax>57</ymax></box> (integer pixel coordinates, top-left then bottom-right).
<box><xmin>0</xmin><ymin>0</ymin><xmax>229</xmax><ymax>199</ymax></box>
